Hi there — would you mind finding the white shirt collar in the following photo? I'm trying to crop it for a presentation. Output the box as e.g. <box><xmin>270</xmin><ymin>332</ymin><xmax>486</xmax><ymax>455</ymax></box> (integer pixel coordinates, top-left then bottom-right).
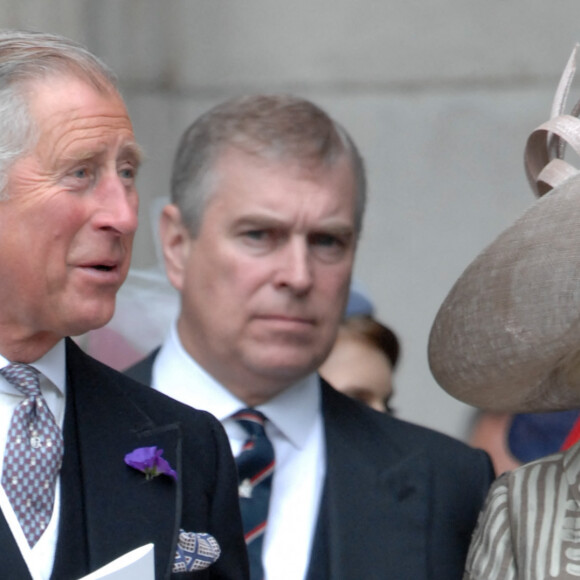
<box><xmin>154</xmin><ymin>323</ymin><xmax>320</xmax><ymax>450</ymax></box>
<box><xmin>255</xmin><ymin>375</ymin><xmax>320</xmax><ymax>450</ymax></box>
<box><xmin>0</xmin><ymin>339</ymin><xmax>66</xmax><ymax>397</ymax></box>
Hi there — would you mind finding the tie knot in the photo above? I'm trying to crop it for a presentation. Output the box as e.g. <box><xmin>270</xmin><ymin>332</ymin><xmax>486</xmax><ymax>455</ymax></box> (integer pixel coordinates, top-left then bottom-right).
<box><xmin>233</xmin><ymin>408</ymin><xmax>267</xmax><ymax>436</ymax></box>
<box><xmin>0</xmin><ymin>364</ymin><xmax>41</xmax><ymax>398</ymax></box>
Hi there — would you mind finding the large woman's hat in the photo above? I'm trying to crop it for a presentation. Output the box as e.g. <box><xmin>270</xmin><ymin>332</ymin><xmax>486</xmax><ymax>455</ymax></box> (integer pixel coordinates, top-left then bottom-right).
<box><xmin>428</xmin><ymin>45</ymin><xmax>580</xmax><ymax>413</ymax></box>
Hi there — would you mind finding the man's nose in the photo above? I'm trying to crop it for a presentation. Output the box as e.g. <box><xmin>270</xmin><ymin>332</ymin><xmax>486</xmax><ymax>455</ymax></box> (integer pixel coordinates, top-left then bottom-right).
<box><xmin>274</xmin><ymin>239</ymin><xmax>314</xmax><ymax>295</ymax></box>
<box><xmin>94</xmin><ymin>174</ymin><xmax>139</xmax><ymax>235</ymax></box>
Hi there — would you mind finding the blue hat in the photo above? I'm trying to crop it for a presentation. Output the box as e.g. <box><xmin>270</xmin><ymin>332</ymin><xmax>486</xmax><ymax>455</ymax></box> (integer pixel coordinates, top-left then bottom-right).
<box><xmin>345</xmin><ymin>281</ymin><xmax>375</xmax><ymax>317</ymax></box>
<box><xmin>508</xmin><ymin>410</ymin><xmax>580</xmax><ymax>463</ymax></box>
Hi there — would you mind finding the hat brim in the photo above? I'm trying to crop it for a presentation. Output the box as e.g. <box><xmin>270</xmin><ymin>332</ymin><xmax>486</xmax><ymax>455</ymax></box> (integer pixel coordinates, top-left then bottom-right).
<box><xmin>429</xmin><ymin>173</ymin><xmax>580</xmax><ymax>413</ymax></box>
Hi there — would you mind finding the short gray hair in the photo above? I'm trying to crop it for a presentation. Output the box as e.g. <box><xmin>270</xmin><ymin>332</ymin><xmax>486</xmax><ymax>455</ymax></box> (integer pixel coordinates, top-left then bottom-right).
<box><xmin>0</xmin><ymin>29</ymin><xmax>119</xmax><ymax>197</ymax></box>
<box><xmin>170</xmin><ymin>94</ymin><xmax>367</xmax><ymax>236</ymax></box>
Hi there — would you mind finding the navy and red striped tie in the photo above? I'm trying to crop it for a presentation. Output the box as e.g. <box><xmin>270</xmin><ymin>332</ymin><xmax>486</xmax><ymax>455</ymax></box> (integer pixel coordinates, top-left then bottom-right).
<box><xmin>234</xmin><ymin>409</ymin><xmax>275</xmax><ymax>580</ymax></box>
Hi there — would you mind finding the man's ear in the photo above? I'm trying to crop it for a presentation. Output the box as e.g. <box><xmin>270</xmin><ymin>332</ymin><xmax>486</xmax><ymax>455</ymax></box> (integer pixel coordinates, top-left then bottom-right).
<box><xmin>160</xmin><ymin>204</ymin><xmax>190</xmax><ymax>292</ymax></box>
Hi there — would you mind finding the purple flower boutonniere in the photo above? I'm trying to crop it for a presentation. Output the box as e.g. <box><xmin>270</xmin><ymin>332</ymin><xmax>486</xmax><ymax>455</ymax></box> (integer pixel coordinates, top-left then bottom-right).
<box><xmin>124</xmin><ymin>446</ymin><xmax>178</xmax><ymax>481</ymax></box>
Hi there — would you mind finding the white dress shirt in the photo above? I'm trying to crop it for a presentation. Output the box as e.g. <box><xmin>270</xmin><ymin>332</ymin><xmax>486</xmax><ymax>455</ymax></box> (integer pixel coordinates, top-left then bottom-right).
<box><xmin>153</xmin><ymin>323</ymin><xmax>326</xmax><ymax>580</ymax></box>
<box><xmin>0</xmin><ymin>340</ymin><xmax>66</xmax><ymax>580</ymax></box>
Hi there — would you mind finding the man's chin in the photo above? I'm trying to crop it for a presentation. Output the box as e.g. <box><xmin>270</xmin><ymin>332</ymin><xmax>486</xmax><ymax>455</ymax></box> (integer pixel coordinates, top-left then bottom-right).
<box><xmin>252</xmin><ymin>353</ymin><xmax>322</xmax><ymax>381</ymax></box>
<box><xmin>65</xmin><ymin>304</ymin><xmax>116</xmax><ymax>337</ymax></box>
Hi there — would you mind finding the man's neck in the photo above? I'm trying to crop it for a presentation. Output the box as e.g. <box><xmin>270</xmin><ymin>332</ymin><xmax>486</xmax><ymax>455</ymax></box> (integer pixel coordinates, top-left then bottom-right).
<box><xmin>0</xmin><ymin>330</ymin><xmax>60</xmax><ymax>364</ymax></box>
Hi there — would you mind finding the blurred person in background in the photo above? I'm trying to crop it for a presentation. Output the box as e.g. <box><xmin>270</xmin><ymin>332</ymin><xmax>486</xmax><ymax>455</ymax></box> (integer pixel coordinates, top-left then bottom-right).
<box><xmin>320</xmin><ymin>287</ymin><xmax>400</xmax><ymax>413</ymax></box>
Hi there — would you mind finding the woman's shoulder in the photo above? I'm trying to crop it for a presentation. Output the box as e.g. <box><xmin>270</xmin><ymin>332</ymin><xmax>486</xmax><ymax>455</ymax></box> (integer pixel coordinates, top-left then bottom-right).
<box><xmin>501</xmin><ymin>441</ymin><xmax>580</xmax><ymax>490</ymax></box>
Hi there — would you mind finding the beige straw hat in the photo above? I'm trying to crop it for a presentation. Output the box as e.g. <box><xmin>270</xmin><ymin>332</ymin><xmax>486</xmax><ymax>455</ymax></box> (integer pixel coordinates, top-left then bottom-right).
<box><xmin>428</xmin><ymin>45</ymin><xmax>580</xmax><ymax>413</ymax></box>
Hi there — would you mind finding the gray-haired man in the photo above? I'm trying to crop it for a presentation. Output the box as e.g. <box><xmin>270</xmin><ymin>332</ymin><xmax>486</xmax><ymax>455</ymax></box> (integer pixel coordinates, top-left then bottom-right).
<box><xmin>0</xmin><ymin>29</ymin><xmax>247</xmax><ymax>580</ymax></box>
<box><xmin>128</xmin><ymin>94</ymin><xmax>494</xmax><ymax>579</ymax></box>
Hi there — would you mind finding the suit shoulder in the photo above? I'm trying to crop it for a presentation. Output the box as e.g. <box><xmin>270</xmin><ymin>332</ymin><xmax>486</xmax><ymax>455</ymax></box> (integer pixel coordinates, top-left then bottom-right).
<box><xmin>398</xmin><ymin>414</ymin><xmax>487</xmax><ymax>461</ymax></box>
<box><xmin>66</xmin><ymin>340</ymin><xmax>222</xmax><ymax>433</ymax></box>
<box><xmin>322</xmin><ymin>380</ymin><xmax>492</xmax><ymax>473</ymax></box>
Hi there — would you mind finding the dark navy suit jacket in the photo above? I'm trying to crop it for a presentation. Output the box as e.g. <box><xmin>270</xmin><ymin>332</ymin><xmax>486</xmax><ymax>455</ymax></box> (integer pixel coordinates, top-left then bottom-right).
<box><xmin>127</xmin><ymin>349</ymin><xmax>494</xmax><ymax>580</ymax></box>
<box><xmin>0</xmin><ymin>339</ymin><xmax>249</xmax><ymax>580</ymax></box>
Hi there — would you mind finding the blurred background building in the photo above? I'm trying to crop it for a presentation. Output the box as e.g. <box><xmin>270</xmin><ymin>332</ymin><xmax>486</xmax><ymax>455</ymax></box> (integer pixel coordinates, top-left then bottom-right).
<box><xmin>3</xmin><ymin>0</ymin><xmax>579</xmax><ymax>440</ymax></box>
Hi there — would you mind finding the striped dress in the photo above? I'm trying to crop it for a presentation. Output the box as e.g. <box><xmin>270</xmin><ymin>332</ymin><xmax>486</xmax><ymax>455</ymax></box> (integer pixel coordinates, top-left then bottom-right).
<box><xmin>465</xmin><ymin>442</ymin><xmax>580</xmax><ymax>579</ymax></box>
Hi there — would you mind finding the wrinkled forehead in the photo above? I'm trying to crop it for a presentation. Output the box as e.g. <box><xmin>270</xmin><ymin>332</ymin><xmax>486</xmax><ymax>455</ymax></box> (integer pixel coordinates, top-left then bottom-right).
<box><xmin>18</xmin><ymin>74</ymin><xmax>138</xmax><ymax>165</ymax></box>
<box><xmin>8</xmin><ymin>70</ymin><xmax>126</xmax><ymax>155</ymax></box>
<box><xmin>30</xmin><ymin>72</ymin><xmax>128</xmax><ymax>123</ymax></box>
<box><xmin>19</xmin><ymin>67</ymin><xmax>121</xmax><ymax>108</ymax></box>
<box><xmin>213</xmin><ymin>141</ymin><xmax>363</xmax><ymax>226</ymax></box>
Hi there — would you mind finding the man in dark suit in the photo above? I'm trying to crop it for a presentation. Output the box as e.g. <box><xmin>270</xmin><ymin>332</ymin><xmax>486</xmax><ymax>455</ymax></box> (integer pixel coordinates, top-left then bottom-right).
<box><xmin>126</xmin><ymin>94</ymin><xmax>495</xmax><ymax>579</ymax></box>
<box><xmin>0</xmin><ymin>30</ymin><xmax>247</xmax><ymax>579</ymax></box>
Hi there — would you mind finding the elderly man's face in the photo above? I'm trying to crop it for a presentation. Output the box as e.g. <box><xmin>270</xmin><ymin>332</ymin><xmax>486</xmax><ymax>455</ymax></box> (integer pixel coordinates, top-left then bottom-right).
<box><xmin>0</xmin><ymin>75</ymin><xmax>140</xmax><ymax>347</ymax></box>
<box><xmin>163</xmin><ymin>147</ymin><xmax>357</xmax><ymax>405</ymax></box>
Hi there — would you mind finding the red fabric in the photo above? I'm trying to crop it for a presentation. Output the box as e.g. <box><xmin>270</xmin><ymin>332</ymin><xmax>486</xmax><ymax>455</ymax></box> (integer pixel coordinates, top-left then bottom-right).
<box><xmin>561</xmin><ymin>415</ymin><xmax>580</xmax><ymax>450</ymax></box>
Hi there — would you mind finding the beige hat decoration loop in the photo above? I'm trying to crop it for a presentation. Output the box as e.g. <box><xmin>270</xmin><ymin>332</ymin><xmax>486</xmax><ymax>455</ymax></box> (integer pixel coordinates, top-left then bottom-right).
<box><xmin>428</xmin><ymin>43</ymin><xmax>580</xmax><ymax>413</ymax></box>
<box><xmin>525</xmin><ymin>44</ymin><xmax>580</xmax><ymax>197</ymax></box>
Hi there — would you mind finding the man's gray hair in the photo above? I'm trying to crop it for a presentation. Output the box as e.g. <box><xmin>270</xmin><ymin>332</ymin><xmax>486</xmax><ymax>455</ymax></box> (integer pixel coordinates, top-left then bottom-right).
<box><xmin>170</xmin><ymin>94</ymin><xmax>367</xmax><ymax>236</ymax></box>
<box><xmin>0</xmin><ymin>29</ymin><xmax>119</xmax><ymax>197</ymax></box>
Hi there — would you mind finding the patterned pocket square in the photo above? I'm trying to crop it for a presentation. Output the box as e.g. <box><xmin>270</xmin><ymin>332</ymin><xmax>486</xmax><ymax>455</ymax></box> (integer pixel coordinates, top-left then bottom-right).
<box><xmin>172</xmin><ymin>529</ymin><xmax>221</xmax><ymax>573</ymax></box>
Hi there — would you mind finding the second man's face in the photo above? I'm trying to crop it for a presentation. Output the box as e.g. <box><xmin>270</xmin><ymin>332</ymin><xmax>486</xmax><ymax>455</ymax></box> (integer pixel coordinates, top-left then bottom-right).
<box><xmin>164</xmin><ymin>147</ymin><xmax>358</xmax><ymax>405</ymax></box>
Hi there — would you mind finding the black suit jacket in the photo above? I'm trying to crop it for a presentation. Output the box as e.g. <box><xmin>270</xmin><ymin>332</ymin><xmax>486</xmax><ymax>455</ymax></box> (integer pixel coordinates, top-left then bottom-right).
<box><xmin>0</xmin><ymin>339</ymin><xmax>248</xmax><ymax>580</ymax></box>
<box><xmin>127</xmin><ymin>349</ymin><xmax>494</xmax><ymax>580</ymax></box>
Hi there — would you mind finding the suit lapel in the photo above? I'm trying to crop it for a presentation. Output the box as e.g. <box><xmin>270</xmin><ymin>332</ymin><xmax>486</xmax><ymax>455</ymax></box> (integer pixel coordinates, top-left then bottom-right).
<box><xmin>0</xmin><ymin>510</ymin><xmax>32</xmax><ymax>578</ymax></box>
<box><xmin>65</xmin><ymin>340</ymin><xmax>182</xmax><ymax>580</ymax></box>
<box><xmin>319</xmin><ymin>382</ymin><xmax>430</xmax><ymax>579</ymax></box>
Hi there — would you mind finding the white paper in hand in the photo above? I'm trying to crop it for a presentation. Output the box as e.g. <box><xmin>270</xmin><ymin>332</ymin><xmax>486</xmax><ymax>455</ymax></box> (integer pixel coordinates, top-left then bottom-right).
<box><xmin>77</xmin><ymin>544</ymin><xmax>155</xmax><ymax>580</ymax></box>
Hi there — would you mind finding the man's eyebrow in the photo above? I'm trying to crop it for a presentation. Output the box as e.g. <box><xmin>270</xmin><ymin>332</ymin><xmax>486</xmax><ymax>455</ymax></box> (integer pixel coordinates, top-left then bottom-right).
<box><xmin>62</xmin><ymin>141</ymin><xmax>145</xmax><ymax>166</ymax></box>
<box><xmin>120</xmin><ymin>142</ymin><xmax>144</xmax><ymax>167</ymax></box>
<box><xmin>317</xmin><ymin>224</ymin><xmax>355</xmax><ymax>235</ymax></box>
<box><xmin>309</xmin><ymin>224</ymin><xmax>356</xmax><ymax>241</ymax></box>
<box><xmin>233</xmin><ymin>215</ymin><xmax>355</xmax><ymax>237</ymax></box>
<box><xmin>234</xmin><ymin>214</ymin><xmax>288</xmax><ymax>227</ymax></box>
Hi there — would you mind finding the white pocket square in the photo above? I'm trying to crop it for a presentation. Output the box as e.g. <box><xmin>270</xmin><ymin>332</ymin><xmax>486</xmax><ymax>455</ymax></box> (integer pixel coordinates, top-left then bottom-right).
<box><xmin>172</xmin><ymin>530</ymin><xmax>221</xmax><ymax>573</ymax></box>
